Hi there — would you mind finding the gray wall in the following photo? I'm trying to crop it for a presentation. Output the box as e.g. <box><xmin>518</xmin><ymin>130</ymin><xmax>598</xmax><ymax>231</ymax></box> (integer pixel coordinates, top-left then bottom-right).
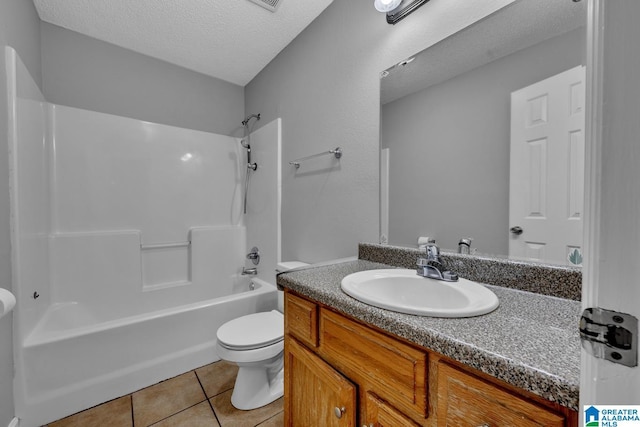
<box><xmin>0</xmin><ymin>1</ymin><xmax>42</xmax><ymax>423</ymax></box>
<box><xmin>382</xmin><ymin>28</ymin><xmax>584</xmax><ymax>254</ymax></box>
<box><xmin>245</xmin><ymin>0</ymin><xmax>517</xmax><ymax>263</ymax></box>
<box><xmin>41</xmin><ymin>22</ymin><xmax>244</xmax><ymax>136</ymax></box>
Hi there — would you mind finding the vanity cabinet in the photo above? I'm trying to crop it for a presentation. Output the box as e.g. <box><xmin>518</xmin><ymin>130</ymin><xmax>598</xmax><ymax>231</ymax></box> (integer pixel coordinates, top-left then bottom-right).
<box><xmin>285</xmin><ymin>337</ymin><xmax>356</xmax><ymax>426</ymax></box>
<box><xmin>319</xmin><ymin>307</ymin><xmax>428</xmax><ymax>423</ymax></box>
<box><xmin>284</xmin><ymin>291</ymin><xmax>577</xmax><ymax>427</ymax></box>
<box><xmin>437</xmin><ymin>363</ymin><xmax>565</xmax><ymax>427</ymax></box>
<box><xmin>364</xmin><ymin>392</ymin><xmax>421</xmax><ymax>427</ymax></box>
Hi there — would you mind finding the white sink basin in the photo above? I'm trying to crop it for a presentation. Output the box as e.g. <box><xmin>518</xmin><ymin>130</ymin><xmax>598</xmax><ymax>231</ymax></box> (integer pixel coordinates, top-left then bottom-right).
<box><xmin>341</xmin><ymin>269</ymin><xmax>499</xmax><ymax>318</ymax></box>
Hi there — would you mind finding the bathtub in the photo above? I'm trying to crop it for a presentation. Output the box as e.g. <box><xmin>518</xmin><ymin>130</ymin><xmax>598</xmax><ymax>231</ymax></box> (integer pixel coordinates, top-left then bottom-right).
<box><xmin>15</xmin><ymin>277</ymin><xmax>278</xmax><ymax>427</ymax></box>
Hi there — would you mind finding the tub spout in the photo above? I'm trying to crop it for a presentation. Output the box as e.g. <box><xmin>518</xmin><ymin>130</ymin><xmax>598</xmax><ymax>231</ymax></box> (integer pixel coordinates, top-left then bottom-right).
<box><xmin>242</xmin><ymin>267</ymin><xmax>258</xmax><ymax>275</ymax></box>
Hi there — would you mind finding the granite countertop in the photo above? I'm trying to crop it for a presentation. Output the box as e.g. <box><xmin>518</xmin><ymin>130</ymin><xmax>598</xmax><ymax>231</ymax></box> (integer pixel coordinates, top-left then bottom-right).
<box><xmin>277</xmin><ymin>259</ymin><xmax>582</xmax><ymax>411</ymax></box>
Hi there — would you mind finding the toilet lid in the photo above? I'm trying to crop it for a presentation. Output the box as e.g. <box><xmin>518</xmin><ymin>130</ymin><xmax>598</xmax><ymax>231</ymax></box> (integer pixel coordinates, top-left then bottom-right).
<box><xmin>217</xmin><ymin>310</ymin><xmax>284</xmax><ymax>350</ymax></box>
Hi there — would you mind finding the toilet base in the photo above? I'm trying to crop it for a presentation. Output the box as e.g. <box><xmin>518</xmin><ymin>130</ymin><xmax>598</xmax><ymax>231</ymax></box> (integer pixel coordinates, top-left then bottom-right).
<box><xmin>230</xmin><ymin>353</ymin><xmax>284</xmax><ymax>410</ymax></box>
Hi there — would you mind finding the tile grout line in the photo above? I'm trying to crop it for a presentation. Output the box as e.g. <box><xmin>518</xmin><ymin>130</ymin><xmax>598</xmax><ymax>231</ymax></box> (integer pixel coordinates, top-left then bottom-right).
<box><xmin>146</xmin><ymin>401</ymin><xmax>211</xmax><ymax>426</ymax></box>
<box><xmin>143</xmin><ymin>369</ymin><xmax>214</xmax><ymax>427</ymax></box>
<box><xmin>130</xmin><ymin>395</ymin><xmax>135</xmax><ymax>426</ymax></box>
<box><xmin>194</xmin><ymin>367</ymin><xmax>224</xmax><ymax>426</ymax></box>
<box><xmin>254</xmin><ymin>410</ymin><xmax>284</xmax><ymax>426</ymax></box>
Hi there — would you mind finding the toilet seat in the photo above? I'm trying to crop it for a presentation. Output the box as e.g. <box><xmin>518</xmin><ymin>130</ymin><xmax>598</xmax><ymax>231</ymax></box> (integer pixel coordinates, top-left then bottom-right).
<box><xmin>217</xmin><ymin>310</ymin><xmax>283</xmax><ymax>351</ymax></box>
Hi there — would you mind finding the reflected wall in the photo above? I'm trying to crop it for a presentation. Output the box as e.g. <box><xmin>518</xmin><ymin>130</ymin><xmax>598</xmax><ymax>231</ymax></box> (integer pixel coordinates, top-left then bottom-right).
<box><xmin>382</xmin><ymin>27</ymin><xmax>584</xmax><ymax>254</ymax></box>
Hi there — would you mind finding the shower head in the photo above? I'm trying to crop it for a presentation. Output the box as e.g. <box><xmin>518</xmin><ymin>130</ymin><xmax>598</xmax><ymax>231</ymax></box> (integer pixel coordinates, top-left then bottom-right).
<box><xmin>241</xmin><ymin>113</ymin><xmax>261</xmax><ymax>127</ymax></box>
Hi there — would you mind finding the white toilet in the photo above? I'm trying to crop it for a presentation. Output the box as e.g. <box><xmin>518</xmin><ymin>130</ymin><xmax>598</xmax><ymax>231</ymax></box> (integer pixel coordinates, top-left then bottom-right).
<box><xmin>215</xmin><ymin>261</ymin><xmax>308</xmax><ymax>410</ymax></box>
<box><xmin>216</xmin><ymin>310</ymin><xmax>285</xmax><ymax>410</ymax></box>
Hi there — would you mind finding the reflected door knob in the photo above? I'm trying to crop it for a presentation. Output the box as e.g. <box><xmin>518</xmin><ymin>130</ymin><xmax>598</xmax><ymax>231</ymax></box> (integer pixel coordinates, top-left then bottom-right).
<box><xmin>510</xmin><ymin>226</ymin><xmax>523</xmax><ymax>235</ymax></box>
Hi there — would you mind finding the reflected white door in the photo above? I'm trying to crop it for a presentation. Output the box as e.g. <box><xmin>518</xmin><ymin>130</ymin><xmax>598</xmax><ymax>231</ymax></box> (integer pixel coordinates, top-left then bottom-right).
<box><xmin>509</xmin><ymin>66</ymin><xmax>586</xmax><ymax>264</ymax></box>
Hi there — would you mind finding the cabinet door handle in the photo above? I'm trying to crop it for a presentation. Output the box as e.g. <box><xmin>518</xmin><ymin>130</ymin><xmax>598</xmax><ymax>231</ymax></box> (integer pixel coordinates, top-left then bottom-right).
<box><xmin>477</xmin><ymin>424</ymin><xmax>490</xmax><ymax>427</ymax></box>
<box><xmin>334</xmin><ymin>406</ymin><xmax>346</xmax><ymax>418</ymax></box>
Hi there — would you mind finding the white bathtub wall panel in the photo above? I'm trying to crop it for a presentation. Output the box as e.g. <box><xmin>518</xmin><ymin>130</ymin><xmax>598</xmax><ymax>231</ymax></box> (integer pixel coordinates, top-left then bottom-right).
<box><xmin>6</xmin><ymin>47</ymin><xmax>52</xmax><ymax>338</ymax></box>
<box><xmin>51</xmin><ymin>104</ymin><xmax>243</xmax><ymax>237</ymax></box>
<box><xmin>190</xmin><ymin>225</ymin><xmax>247</xmax><ymax>296</ymax></box>
<box><xmin>245</xmin><ymin>118</ymin><xmax>281</xmax><ymax>285</ymax></box>
<box><xmin>49</xmin><ymin>105</ymin><xmax>246</xmax><ymax>310</ymax></box>
<box><xmin>13</xmin><ymin>99</ymin><xmax>49</xmax><ymax>334</ymax></box>
<box><xmin>141</xmin><ymin>246</ymin><xmax>189</xmax><ymax>289</ymax></box>
<box><xmin>50</xmin><ymin>231</ymin><xmax>142</xmax><ymax>319</ymax></box>
<box><xmin>48</xmin><ymin>226</ymin><xmax>250</xmax><ymax>323</ymax></box>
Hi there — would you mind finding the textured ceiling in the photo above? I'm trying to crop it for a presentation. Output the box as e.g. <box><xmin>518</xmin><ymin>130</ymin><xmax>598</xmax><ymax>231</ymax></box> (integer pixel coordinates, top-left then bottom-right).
<box><xmin>33</xmin><ymin>0</ymin><xmax>334</xmax><ymax>86</ymax></box>
<box><xmin>381</xmin><ymin>0</ymin><xmax>587</xmax><ymax>104</ymax></box>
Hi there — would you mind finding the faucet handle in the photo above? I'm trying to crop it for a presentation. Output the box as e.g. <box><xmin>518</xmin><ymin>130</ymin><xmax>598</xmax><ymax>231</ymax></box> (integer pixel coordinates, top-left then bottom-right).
<box><xmin>458</xmin><ymin>238</ymin><xmax>473</xmax><ymax>254</ymax></box>
<box><xmin>425</xmin><ymin>243</ymin><xmax>440</xmax><ymax>259</ymax></box>
<box><xmin>459</xmin><ymin>238</ymin><xmax>472</xmax><ymax>246</ymax></box>
<box><xmin>246</xmin><ymin>246</ymin><xmax>260</xmax><ymax>265</ymax></box>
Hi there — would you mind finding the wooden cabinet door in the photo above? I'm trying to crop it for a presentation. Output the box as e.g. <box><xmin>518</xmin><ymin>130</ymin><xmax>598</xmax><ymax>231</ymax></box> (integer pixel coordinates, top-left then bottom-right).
<box><xmin>437</xmin><ymin>363</ymin><xmax>565</xmax><ymax>427</ymax></box>
<box><xmin>319</xmin><ymin>308</ymin><xmax>428</xmax><ymax>420</ymax></box>
<box><xmin>285</xmin><ymin>291</ymin><xmax>318</xmax><ymax>347</ymax></box>
<box><xmin>364</xmin><ymin>392</ymin><xmax>420</xmax><ymax>427</ymax></box>
<box><xmin>285</xmin><ymin>337</ymin><xmax>357</xmax><ymax>427</ymax></box>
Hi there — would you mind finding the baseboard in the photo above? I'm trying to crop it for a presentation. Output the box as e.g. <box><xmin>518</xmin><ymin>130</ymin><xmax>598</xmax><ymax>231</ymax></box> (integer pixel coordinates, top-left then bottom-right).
<box><xmin>8</xmin><ymin>417</ymin><xmax>19</xmax><ymax>427</ymax></box>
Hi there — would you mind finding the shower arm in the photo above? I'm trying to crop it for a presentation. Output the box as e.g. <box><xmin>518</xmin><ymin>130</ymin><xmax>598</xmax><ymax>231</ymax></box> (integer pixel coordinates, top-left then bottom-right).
<box><xmin>242</xmin><ymin>113</ymin><xmax>261</xmax><ymax>127</ymax></box>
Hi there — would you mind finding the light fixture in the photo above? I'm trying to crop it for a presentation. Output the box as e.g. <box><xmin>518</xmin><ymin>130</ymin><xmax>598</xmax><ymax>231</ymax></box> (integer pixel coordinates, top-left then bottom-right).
<box><xmin>374</xmin><ymin>0</ymin><xmax>402</xmax><ymax>13</ymax></box>
<box><xmin>376</xmin><ymin>0</ymin><xmax>432</xmax><ymax>25</ymax></box>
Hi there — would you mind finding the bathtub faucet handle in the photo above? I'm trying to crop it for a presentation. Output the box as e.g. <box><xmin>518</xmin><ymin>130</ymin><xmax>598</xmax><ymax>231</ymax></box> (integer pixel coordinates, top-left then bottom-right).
<box><xmin>246</xmin><ymin>247</ymin><xmax>260</xmax><ymax>265</ymax></box>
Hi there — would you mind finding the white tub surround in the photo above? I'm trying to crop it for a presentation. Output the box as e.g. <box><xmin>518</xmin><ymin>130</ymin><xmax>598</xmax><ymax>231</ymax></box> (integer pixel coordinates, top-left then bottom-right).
<box><xmin>5</xmin><ymin>47</ymin><xmax>281</xmax><ymax>427</ymax></box>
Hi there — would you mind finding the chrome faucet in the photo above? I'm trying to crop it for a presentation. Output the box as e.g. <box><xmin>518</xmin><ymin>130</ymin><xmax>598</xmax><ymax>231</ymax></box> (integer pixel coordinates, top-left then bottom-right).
<box><xmin>242</xmin><ymin>267</ymin><xmax>258</xmax><ymax>275</ymax></box>
<box><xmin>416</xmin><ymin>243</ymin><xmax>459</xmax><ymax>282</ymax></box>
<box><xmin>246</xmin><ymin>247</ymin><xmax>260</xmax><ymax>265</ymax></box>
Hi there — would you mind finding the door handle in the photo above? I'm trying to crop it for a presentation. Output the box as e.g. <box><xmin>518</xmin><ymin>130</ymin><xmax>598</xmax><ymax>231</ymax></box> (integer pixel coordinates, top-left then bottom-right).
<box><xmin>510</xmin><ymin>226</ymin><xmax>523</xmax><ymax>235</ymax></box>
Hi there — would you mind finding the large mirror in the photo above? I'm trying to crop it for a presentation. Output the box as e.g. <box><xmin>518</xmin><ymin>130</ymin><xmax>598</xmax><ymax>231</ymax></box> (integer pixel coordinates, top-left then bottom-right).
<box><xmin>380</xmin><ymin>0</ymin><xmax>587</xmax><ymax>265</ymax></box>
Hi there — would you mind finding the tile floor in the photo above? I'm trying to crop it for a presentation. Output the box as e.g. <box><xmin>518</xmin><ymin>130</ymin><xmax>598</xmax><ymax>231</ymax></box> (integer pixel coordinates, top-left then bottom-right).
<box><xmin>46</xmin><ymin>361</ymin><xmax>283</xmax><ymax>427</ymax></box>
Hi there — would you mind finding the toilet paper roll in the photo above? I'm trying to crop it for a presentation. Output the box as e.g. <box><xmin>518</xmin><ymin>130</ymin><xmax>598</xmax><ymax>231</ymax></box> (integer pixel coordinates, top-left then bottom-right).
<box><xmin>0</xmin><ymin>288</ymin><xmax>16</xmax><ymax>320</ymax></box>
